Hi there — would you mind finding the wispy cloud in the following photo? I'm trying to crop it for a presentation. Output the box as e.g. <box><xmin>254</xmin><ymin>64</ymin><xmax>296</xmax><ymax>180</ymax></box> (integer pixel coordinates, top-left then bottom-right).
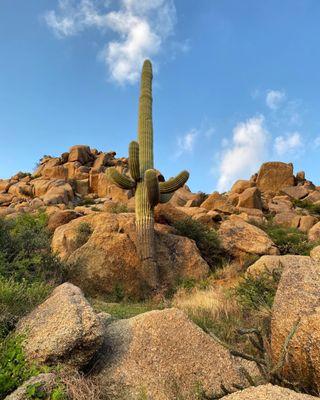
<box><xmin>217</xmin><ymin>115</ymin><xmax>269</xmax><ymax>192</ymax></box>
<box><xmin>44</xmin><ymin>0</ymin><xmax>177</xmax><ymax>85</ymax></box>
<box><xmin>176</xmin><ymin>128</ymin><xmax>198</xmax><ymax>157</ymax></box>
<box><xmin>266</xmin><ymin>89</ymin><xmax>286</xmax><ymax>110</ymax></box>
<box><xmin>274</xmin><ymin>132</ymin><xmax>303</xmax><ymax>156</ymax></box>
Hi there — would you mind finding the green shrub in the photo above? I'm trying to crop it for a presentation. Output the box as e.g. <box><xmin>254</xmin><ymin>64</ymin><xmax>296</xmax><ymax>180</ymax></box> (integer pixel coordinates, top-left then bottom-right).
<box><xmin>75</xmin><ymin>222</ymin><xmax>93</xmax><ymax>247</ymax></box>
<box><xmin>77</xmin><ymin>198</ymin><xmax>95</xmax><ymax>206</ymax></box>
<box><xmin>173</xmin><ymin>218</ymin><xmax>225</xmax><ymax>268</ymax></box>
<box><xmin>0</xmin><ymin>213</ymin><xmax>65</xmax><ymax>283</ymax></box>
<box><xmin>0</xmin><ymin>278</ymin><xmax>52</xmax><ymax>338</ymax></box>
<box><xmin>108</xmin><ymin>203</ymin><xmax>129</xmax><ymax>214</ymax></box>
<box><xmin>256</xmin><ymin>222</ymin><xmax>314</xmax><ymax>255</ymax></box>
<box><xmin>235</xmin><ymin>269</ymin><xmax>281</xmax><ymax>311</ymax></box>
<box><xmin>0</xmin><ymin>335</ymin><xmax>45</xmax><ymax>399</ymax></box>
<box><xmin>293</xmin><ymin>199</ymin><xmax>320</xmax><ymax>215</ymax></box>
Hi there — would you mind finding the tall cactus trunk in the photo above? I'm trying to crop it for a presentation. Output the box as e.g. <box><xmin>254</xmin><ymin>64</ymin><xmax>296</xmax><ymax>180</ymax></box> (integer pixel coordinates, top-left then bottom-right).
<box><xmin>136</xmin><ymin>60</ymin><xmax>158</xmax><ymax>288</ymax></box>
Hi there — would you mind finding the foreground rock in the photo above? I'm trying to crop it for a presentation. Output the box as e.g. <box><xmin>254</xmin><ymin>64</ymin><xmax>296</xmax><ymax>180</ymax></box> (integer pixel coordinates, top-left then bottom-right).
<box><xmin>5</xmin><ymin>374</ymin><xmax>57</xmax><ymax>400</ymax></box>
<box><xmin>271</xmin><ymin>258</ymin><xmax>320</xmax><ymax>391</ymax></box>
<box><xmin>52</xmin><ymin>213</ymin><xmax>209</xmax><ymax>298</ymax></box>
<box><xmin>218</xmin><ymin>215</ymin><xmax>279</xmax><ymax>259</ymax></box>
<box><xmin>246</xmin><ymin>254</ymin><xmax>315</xmax><ymax>278</ymax></box>
<box><xmin>222</xmin><ymin>384</ymin><xmax>317</xmax><ymax>399</ymax></box>
<box><xmin>17</xmin><ymin>283</ymin><xmax>104</xmax><ymax>368</ymax></box>
<box><xmin>93</xmin><ymin>308</ymin><xmax>257</xmax><ymax>400</ymax></box>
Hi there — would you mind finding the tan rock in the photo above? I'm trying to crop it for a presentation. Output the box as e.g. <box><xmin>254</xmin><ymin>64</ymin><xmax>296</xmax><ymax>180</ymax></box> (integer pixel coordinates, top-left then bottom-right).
<box><xmin>222</xmin><ymin>384</ymin><xmax>317</xmax><ymax>400</ymax></box>
<box><xmin>169</xmin><ymin>186</ymin><xmax>200</xmax><ymax>207</ymax></box>
<box><xmin>154</xmin><ymin>203</ymin><xmax>188</xmax><ymax>225</ymax></box>
<box><xmin>230</xmin><ymin>179</ymin><xmax>254</xmax><ymax>194</ymax></box>
<box><xmin>299</xmin><ymin>215</ymin><xmax>317</xmax><ymax>233</ymax></box>
<box><xmin>281</xmin><ymin>185</ymin><xmax>309</xmax><ymax>200</ymax></box>
<box><xmin>5</xmin><ymin>373</ymin><xmax>57</xmax><ymax>400</ymax></box>
<box><xmin>42</xmin><ymin>182</ymin><xmax>74</xmax><ymax>205</ymax></box>
<box><xmin>51</xmin><ymin>213</ymin><xmax>209</xmax><ymax>297</ymax></box>
<box><xmin>75</xmin><ymin>179</ymin><xmax>89</xmax><ymax>196</ymax></box>
<box><xmin>310</xmin><ymin>245</ymin><xmax>320</xmax><ymax>262</ymax></box>
<box><xmin>68</xmin><ymin>145</ymin><xmax>92</xmax><ymax>164</ymax></box>
<box><xmin>256</xmin><ymin>162</ymin><xmax>294</xmax><ymax>193</ymax></box>
<box><xmin>247</xmin><ymin>254</ymin><xmax>314</xmax><ymax>278</ymax></box>
<box><xmin>0</xmin><ymin>193</ymin><xmax>14</xmax><ymax>205</ymax></box>
<box><xmin>268</xmin><ymin>195</ymin><xmax>293</xmax><ymax>213</ymax></box>
<box><xmin>218</xmin><ymin>215</ymin><xmax>278</xmax><ymax>257</ymax></box>
<box><xmin>31</xmin><ymin>178</ymin><xmax>53</xmax><ymax>197</ymax></box>
<box><xmin>8</xmin><ymin>182</ymin><xmax>33</xmax><ymax>198</ymax></box>
<box><xmin>227</xmin><ymin>192</ymin><xmax>240</xmax><ymax>205</ymax></box>
<box><xmin>17</xmin><ymin>283</ymin><xmax>104</xmax><ymax>368</ymax></box>
<box><xmin>41</xmin><ymin>165</ymin><xmax>67</xmax><ymax>180</ymax></box>
<box><xmin>271</xmin><ymin>258</ymin><xmax>320</xmax><ymax>391</ymax></box>
<box><xmin>308</xmin><ymin>221</ymin><xmax>320</xmax><ymax>242</ymax></box>
<box><xmin>0</xmin><ymin>179</ymin><xmax>11</xmax><ymax>192</ymax></box>
<box><xmin>296</xmin><ymin>170</ymin><xmax>306</xmax><ymax>182</ymax></box>
<box><xmin>237</xmin><ymin>187</ymin><xmax>262</xmax><ymax>209</ymax></box>
<box><xmin>93</xmin><ymin>308</ymin><xmax>257</xmax><ymax>400</ymax></box>
<box><xmin>304</xmin><ymin>190</ymin><xmax>320</xmax><ymax>204</ymax></box>
<box><xmin>47</xmin><ymin>210</ymin><xmax>81</xmax><ymax>232</ymax></box>
<box><xmin>201</xmin><ymin>192</ymin><xmax>234</xmax><ymax>214</ymax></box>
<box><xmin>273</xmin><ymin>212</ymin><xmax>300</xmax><ymax>228</ymax></box>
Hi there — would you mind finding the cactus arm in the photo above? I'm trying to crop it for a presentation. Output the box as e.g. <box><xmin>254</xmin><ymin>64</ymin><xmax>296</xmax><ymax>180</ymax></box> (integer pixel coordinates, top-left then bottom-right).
<box><xmin>159</xmin><ymin>192</ymin><xmax>174</xmax><ymax>203</ymax></box>
<box><xmin>106</xmin><ymin>167</ymin><xmax>136</xmax><ymax>190</ymax></box>
<box><xmin>159</xmin><ymin>170</ymin><xmax>190</xmax><ymax>194</ymax></box>
<box><xmin>145</xmin><ymin>169</ymin><xmax>160</xmax><ymax>207</ymax></box>
<box><xmin>129</xmin><ymin>141</ymin><xmax>140</xmax><ymax>181</ymax></box>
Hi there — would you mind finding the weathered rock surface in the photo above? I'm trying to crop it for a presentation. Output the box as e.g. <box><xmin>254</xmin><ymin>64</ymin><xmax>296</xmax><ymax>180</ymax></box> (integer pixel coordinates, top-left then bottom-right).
<box><xmin>256</xmin><ymin>162</ymin><xmax>294</xmax><ymax>193</ymax></box>
<box><xmin>17</xmin><ymin>283</ymin><xmax>104</xmax><ymax>368</ymax></box>
<box><xmin>201</xmin><ymin>192</ymin><xmax>234</xmax><ymax>214</ymax></box>
<box><xmin>237</xmin><ymin>187</ymin><xmax>262</xmax><ymax>209</ymax></box>
<box><xmin>222</xmin><ymin>384</ymin><xmax>317</xmax><ymax>400</ymax></box>
<box><xmin>47</xmin><ymin>209</ymin><xmax>81</xmax><ymax>232</ymax></box>
<box><xmin>247</xmin><ymin>254</ymin><xmax>315</xmax><ymax>278</ymax></box>
<box><xmin>271</xmin><ymin>258</ymin><xmax>320</xmax><ymax>391</ymax></box>
<box><xmin>93</xmin><ymin>308</ymin><xmax>257</xmax><ymax>400</ymax></box>
<box><xmin>218</xmin><ymin>215</ymin><xmax>279</xmax><ymax>258</ymax></box>
<box><xmin>230</xmin><ymin>180</ymin><xmax>254</xmax><ymax>194</ymax></box>
<box><xmin>51</xmin><ymin>213</ymin><xmax>209</xmax><ymax>297</ymax></box>
<box><xmin>5</xmin><ymin>373</ymin><xmax>57</xmax><ymax>400</ymax></box>
<box><xmin>308</xmin><ymin>221</ymin><xmax>320</xmax><ymax>242</ymax></box>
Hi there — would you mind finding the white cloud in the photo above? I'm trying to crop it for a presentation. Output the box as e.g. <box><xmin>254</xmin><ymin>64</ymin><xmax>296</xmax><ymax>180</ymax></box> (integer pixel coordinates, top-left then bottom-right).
<box><xmin>176</xmin><ymin>129</ymin><xmax>198</xmax><ymax>157</ymax></box>
<box><xmin>274</xmin><ymin>132</ymin><xmax>303</xmax><ymax>156</ymax></box>
<box><xmin>266</xmin><ymin>89</ymin><xmax>286</xmax><ymax>110</ymax></box>
<box><xmin>217</xmin><ymin>115</ymin><xmax>268</xmax><ymax>192</ymax></box>
<box><xmin>314</xmin><ymin>136</ymin><xmax>320</xmax><ymax>148</ymax></box>
<box><xmin>44</xmin><ymin>0</ymin><xmax>176</xmax><ymax>84</ymax></box>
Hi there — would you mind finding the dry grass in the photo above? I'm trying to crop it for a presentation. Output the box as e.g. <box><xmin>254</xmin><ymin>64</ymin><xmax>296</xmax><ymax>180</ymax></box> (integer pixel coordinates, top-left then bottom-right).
<box><xmin>172</xmin><ymin>285</ymin><xmax>243</xmax><ymax>343</ymax></box>
<box><xmin>60</xmin><ymin>370</ymin><xmax>105</xmax><ymax>400</ymax></box>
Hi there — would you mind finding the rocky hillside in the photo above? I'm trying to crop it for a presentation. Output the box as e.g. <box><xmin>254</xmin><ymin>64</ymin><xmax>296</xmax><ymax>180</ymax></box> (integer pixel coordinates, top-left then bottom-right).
<box><xmin>2</xmin><ymin>146</ymin><xmax>320</xmax><ymax>399</ymax></box>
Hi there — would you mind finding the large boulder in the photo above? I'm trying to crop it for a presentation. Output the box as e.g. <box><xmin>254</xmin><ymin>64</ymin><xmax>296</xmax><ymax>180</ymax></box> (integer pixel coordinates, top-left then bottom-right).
<box><xmin>42</xmin><ymin>182</ymin><xmax>74</xmax><ymax>205</ymax></box>
<box><xmin>308</xmin><ymin>221</ymin><xmax>320</xmax><ymax>242</ymax></box>
<box><xmin>68</xmin><ymin>145</ymin><xmax>92</xmax><ymax>164</ymax></box>
<box><xmin>271</xmin><ymin>258</ymin><xmax>320</xmax><ymax>391</ymax></box>
<box><xmin>154</xmin><ymin>203</ymin><xmax>188</xmax><ymax>225</ymax></box>
<box><xmin>218</xmin><ymin>215</ymin><xmax>279</xmax><ymax>258</ymax></box>
<box><xmin>281</xmin><ymin>185</ymin><xmax>309</xmax><ymax>200</ymax></box>
<box><xmin>273</xmin><ymin>212</ymin><xmax>300</xmax><ymax>228</ymax></box>
<box><xmin>237</xmin><ymin>187</ymin><xmax>262</xmax><ymax>209</ymax></box>
<box><xmin>47</xmin><ymin>209</ymin><xmax>81</xmax><ymax>232</ymax></box>
<box><xmin>256</xmin><ymin>162</ymin><xmax>294</xmax><ymax>193</ymax></box>
<box><xmin>17</xmin><ymin>283</ymin><xmax>104</xmax><ymax>368</ymax></box>
<box><xmin>247</xmin><ymin>254</ymin><xmax>315</xmax><ymax>278</ymax></box>
<box><xmin>93</xmin><ymin>308</ymin><xmax>257</xmax><ymax>399</ymax></box>
<box><xmin>201</xmin><ymin>192</ymin><xmax>234</xmax><ymax>214</ymax></box>
<box><xmin>51</xmin><ymin>213</ymin><xmax>209</xmax><ymax>298</ymax></box>
<box><xmin>222</xmin><ymin>384</ymin><xmax>317</xmax><ymax>400</ymax></box>
<box><xmin>230</xmin><ymin>180</ymin><xmax>254</xmax><ymax>194</ymax></box>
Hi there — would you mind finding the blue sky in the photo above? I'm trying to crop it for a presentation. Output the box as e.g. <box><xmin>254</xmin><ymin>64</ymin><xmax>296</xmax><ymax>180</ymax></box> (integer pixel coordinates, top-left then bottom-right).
<box><xmin>0</xmin><ymin>0</ymin><xmax>320</xmax><ymax>193</ymax></box>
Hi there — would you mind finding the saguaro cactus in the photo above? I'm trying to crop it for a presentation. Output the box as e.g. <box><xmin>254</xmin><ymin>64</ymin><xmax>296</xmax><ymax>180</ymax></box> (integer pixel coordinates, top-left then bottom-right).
<box><xmin>107</xmin><ymin>60</ymin><xmax>189</xmax><ymax>288</ymax></box>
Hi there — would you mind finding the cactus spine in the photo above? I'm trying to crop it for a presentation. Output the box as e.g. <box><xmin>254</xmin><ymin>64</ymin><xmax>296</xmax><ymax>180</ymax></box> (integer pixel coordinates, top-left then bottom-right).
<box><xmin>107</xmin><ymin>60</ymin><xmax>189</xmax><ymax>288</ymax></box>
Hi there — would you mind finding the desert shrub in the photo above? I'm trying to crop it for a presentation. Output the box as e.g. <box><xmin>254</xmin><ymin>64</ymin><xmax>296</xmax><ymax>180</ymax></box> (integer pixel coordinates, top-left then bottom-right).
<box><xmin>108</xmin><ymin>203</ymin><xmax>129</xmax><ymax>214</ymax></box>
<box><xmin>0</xmin><ymin>335</ymin><xmax>46</xmax><ymax>399</ymax></box>
<box><xmin>75</xmin><ymin>222</ymin><xmax>93</xmax><ymax>247</ymax></box>
<box><xmin>235</xmin><ymin>269</ymin><xmax>281</xmax><ymax>312</ymax></box>
<box><xmin>173</xmin><ymin>218</ymin><xmax>225</xmax><ymax>268</ymax></box>
<box><xmin>26</xmin><ymin>382</ymin><xmax>67</xmax><ymax>400</ymax></box>
<box><xmin>256</xmin><ymin>222</ymin><xmax>314</xmax><ymax>255</ymax></box>
<box><xmin>90</xmin><ymin>206</ymin><xmax>100</xmax><ymax>212</ymax></box>
<box><xmin>0</xmin><ymin>213</ymin><xmax>66</xmax><ymax>283</ymax></box>
<box><xmin>92</xmin><ymin>299</ymin><xmax>163</xmax><ymax>319</ymax></box>
<box><xmin>293</xmin><ymin>199</ymin><xmax>320</xmax><ymax>215</ymax></box>
<box><xmin>77</xmin><ymin>198</ymin><xmax>95</xmax><ymax>206</ymax></box>
<box><xmin>0</xmin><ymin>277</ymin><xmax>52</xmax><ymax>338</ymax></box>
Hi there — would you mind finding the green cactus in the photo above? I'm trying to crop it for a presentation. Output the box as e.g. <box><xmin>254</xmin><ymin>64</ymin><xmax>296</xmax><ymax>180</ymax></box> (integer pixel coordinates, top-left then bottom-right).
<box><xmin>106</xmin><ymin>59</ymin><xmax>189</xmax><ymax>288</ymax></box>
